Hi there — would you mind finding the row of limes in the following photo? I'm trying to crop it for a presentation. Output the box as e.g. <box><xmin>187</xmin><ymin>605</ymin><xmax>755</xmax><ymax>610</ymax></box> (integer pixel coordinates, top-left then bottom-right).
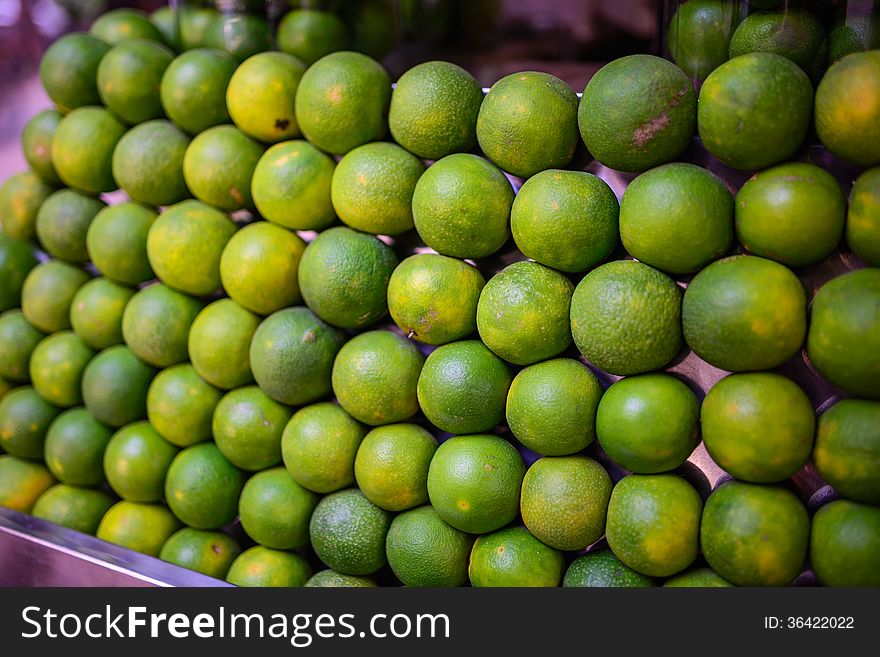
<box><xmin>0</xmin><ymin>5</ymin><xmax>878</xmax><ymax>587</ymax></box>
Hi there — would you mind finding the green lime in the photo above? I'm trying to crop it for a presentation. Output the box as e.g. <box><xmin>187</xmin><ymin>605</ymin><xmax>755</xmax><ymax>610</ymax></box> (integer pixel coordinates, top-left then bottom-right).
<box><xmin>564</xmin><ymin>550</ymin><xmax>655</xmax><ymax>587</ymax></box>
<box><xmin>52</xmin><ymin>107</ymin><xmax>126</xmax><ymax>194</ymax></box>
<box><xmin>571</xmin><ymin>260</ymin><xmax>682</xmax><ymax>375</ymax></box>
<box><xmin>828</xmin><ymin>17</ymin><xmax>880</xmax><ymax>63</ymax></box>
<box><xmin>298</xmin><ymin>226</ymin><xmax>398</xmax><ymax>329</ymax></box>
<box><xmin>39</xmin><ymin>33</ymin><xmax>110</xmax><ymax>113</ymax></box>
<box><xmin>176</xmin><ymin>7</ymin><xmax>217</xmax><ymax>51</ymax></box>
<box><xmin>426</xmin><ymin>434</ymin><xmax>525</xmax><ymax>534</ymax></box>
<box><xmin>506</xmin><ymin>358</ymin><xmax>602</xmax><ymax>456</ymax></box>
<box><xmin>698</xmin><ymin>52</ymin><xmax>813</xmax><ymax>170</ymax></box>
<box><xmin>729</xmin><ymin>9</ymin><xmax>827</xmax><ymax>81</ymax></box>
<box><xmin>43</xmin><ymin>407</ymin><xmax>113</xmax><ymax>486</ymax></box>
<box><xmin>227</xmin><ymin>52</ymin><xmax>306</xmax><ymax>143</ymax></box>
<box><xmin>0</xmin><ymin>455</ymin><xmax>56</xmax><ymax>512</ymax></box>
<box><xmin>305</xmin><ymin>570</ymin><xmax>375</xmax><ymax>587</ymax></box>
<box><xmin>32</xmin><ymin>484</ymin><xmax>114</xmax><ymax>535</ymax></box>
<box><xmin>294</xmin><ymin>50</ymin><xmax>390</xmax><ymax>155</ymax></box>
<box><xmin>385</xmin><ymin>505</ymin><xmax>474</xmax><ymax>587</ymax></box>
<box><xmin>239</xmin><ymin>466</ymin><xmax>318</xmax><ymax>549</ymax></box>
<box><xmin>596</xmin><ymin>373</ymin><xmax>700</xmax><ymax>473</ymax></box>
<box><xmin>22</xmin><ymin>109</ymin><xmax>62</xmax><ymax>184</ymax></box>
<box><xmin>0</xmin><ymin>234</ymin><xmax>38</xmax><ymax>312</ymax></box>
<box><xmin>814</xmin><ymin>399</ymin><xmax>880</xmax><ymax>505</ymax></box>
<box><xmin>0</xmin><ymin>170</ymin><xmax>55</xmax><ymax>242</ymax></box>
<box><xmin>847</xmin><ymin>167</ymin><xmax>880</xmax><ymax>266</ymax></box>
<box><xmin>160</xmin><ymin>528</ymin><xmax>241</xmax><ymax>579</ymax></box>
<box><xmin>212</xmin><ymin>386</ymin><xmax>291</xmax><ymax>472</ymax></box>
<box><xmin>160</xmin><ymin>48</ymin><xmax>237</xmax><ymax>135</ymax></box>
<box><xmin>0</xmin><ymin>386</ymin><xmax>61</xmax><ymax>458</ymax></box>
<box><xmin>683</xmin><ymin>255</ymin><xmax>807</xmax><ymax>371</ymax></box>
<box><xmin>417</xmin><ymin>340</ymin><xmax>512</xmax><ymax>434</ymax></box>
<box><xmin>21</xmin><ymin>260</ymin><xmax>89</xmax><ymax>333</ymax></box>
<box><xmin>281</xmin><ymin>402</ymin><xmax>366</xmax><ymax>494</ymax></box>
<box><xmin>89</xmin><ymin>8</ymin><xmax>165</xmax><ymax>45</ymax></box>
<box><xmin>477</xmin><ymin>71</ymin><xmax>579</xmax><ymax>177</ymax></box>
<box><xmin>469</xmin><ymin>526</ymin><xmax>563</xmax><ymax>587</ymax></box>
<box><xmin>309</xmin><ymin>488</ymin><xmax>392</xmax><ymax>576</ymax></box>
<box><xmin>476</xmin><ymin>261</ymin><xmax>574</xmax><ymax>365</ymax></box>
<box><xmin>81</xmin><ymin>345</ymin><xmax>156</xmax><ymax>428</ymax></box>
<box><xmin>36</xmin><ymin>189</ymin><xmax>105</xmax><ymax>264</ymax></box>
<box><xmin>188</xmin><ymin>299</ymin><xmax>260</xmax><ymax>390</ymax></box>
<box><xmin>0</xmin><ymin>310</ymin><xmax>44</xmax><ymax>383</ymax></box>
<box><xmin>354</xmin><ymin>424</ymin><xmax>437</xmax><ymax>511</ymax></box>
<box><xmin>29</xmin><ymin>332</ymin><xmax>95</xmax><ymax>407</ymax></box>
<box><xmin>70</xmin><ymin>278</ymin><xmax>135</xmax><ymax>351</ymax></box>
<box><xmin>807</xmin><ymin>269</ymin><xmax>880</xmax><ymax>398</ymax></box>
<box><xmin>203</xmin><ymin>13</ymin><xmax>271</xmax><ymax>62</ymax></box>
<box><xmin>219</xmin><ymin>222</ymin><xmax>306</xmax><ymax>315</ymax></box>
<box><xmin>702</xmin><ymin>373</ymin><xmax>814</xmax><ymax>483</ymax></box>
<box><xmin>165</xmin><ymin>442</ymin><xmax>244</xmax><ymax>529</ymax></box>
<box><xmin>511</xmin><ymin>169</ymin><xmax>619</xmax><ymax>273</ymax></box>
<box><xmin>521</xmin><ymin>455</ymin><xmax>612</xmax><ymax>551</ymax></box>
<box><xmin>620</xmin><ymin>162</ymin><xmax>733</xmax><ymax>274</ymax></box>
<box><xmin>103</xmin><ymin>421</ymin><xmax>178</xmax><ymax>501</ymax></box>
<box><xmin>331</xmin><ymin>142</ymin><xmax>424</xmax><ymax>235</ymax></box>
<box><xmin>96</xmin><ymin>501</ymin><xmax>181</xmax><ymax>557</ymax></box>
<box><xmin>251</xmin><ymin>141</ymin><xmax>336</xmax><ymax>231</ymax></box>
<box><xmin>735</xmin><ymin>162</ymin><xmax>845</xmax><ymax>267</ymax></box>
<box><xmin>87</xmin><ymin>202</ymin><xmax>157</xmax><ymax>286</ymax></box>
<box><xmin>250</xmin><ymin>306</ymin><xmax>344</xmax><ymax>406</ymax></box>
<box><xmin>183</xmin><ymin>125</ymin><xmax>263</xmax><ymax>211</ymax></box>
<box><xmin>606</xmin><ymin>474</ymin><xmax>702</xmax><ymax>577</ymax></box>
<box><xmin>112</xmin><ymin>120</ymin><xmax>191</xmax><ymax>206</ymax></box>
<box><xmin>122</xmin><ymin>283</ymin><xmax>203</xmax><ymax>368</ymax></box>
<box><xmin>147</xmin><ymin>200</ymin><xmax>235</xmax><ymax>296</ymax></box>
<box><xmin>412</xmin><ymin>153</ymin><xmax>514</xmax><ymax>259</ymax></box>
<box><xmin>663</xmin><ymin>568</ymin><xmax>732</xmax><ymax>587</ymax></box>
<box><xmin>146</xmin><ymin>364</ymin><xmax>221</xmax><ymax>447</ymax></box>
<box><xmin>667</xmin><ymin>0</ymin><xmax>738</xmax><ymax>80</ymax></box>
<box><xmin>579</xmin><ymin>54</ymin><xmax>696</xmax><ymax>172</ymax></box>
<box><xmin>331</xmin><ymin>330</ymin><xmax>423</xmax><ymax>426</ymax></box>
<box><xmin>276</xmin><ymin>9</ymin><xmax>347</xmax><ymax>65</ymax></box>
<box><xmin>226</xmin><ymin>546</ymin><xmax>311</xmax><ymax>587</ymax></box>
<box><xmin>388</xmin><ymin>60</ymin><xmax>482</xmax><ymax>160</ymax></box>
<box><xmin>97</xmin><ymin>39</ymin><xmax>174</xmax><ymax>124</ymax></box>
<box><xmin>387</xmin><ymin>254</ymin><xmax>485</xmax><ymax>346</ymax></box>
<box><xmin>811</xmin><ymin>500</ymin><xmax>880</xmax><ymax>587</ymax></box>
<box><xmin>701</xmin><ymin>480</ymin><xmax>809</xmax><ymax>586</ymax></box>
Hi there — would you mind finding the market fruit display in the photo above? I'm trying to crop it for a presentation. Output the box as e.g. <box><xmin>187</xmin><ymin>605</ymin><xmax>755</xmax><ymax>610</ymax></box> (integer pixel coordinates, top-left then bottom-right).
<box><xmin>0</xmin><ymin>3</ymin><xmax>878</xmax><ymax>589</ymax></box>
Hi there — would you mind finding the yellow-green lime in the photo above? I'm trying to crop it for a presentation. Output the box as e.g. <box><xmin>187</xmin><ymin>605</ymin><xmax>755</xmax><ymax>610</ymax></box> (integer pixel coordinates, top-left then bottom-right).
<box><xmin>29</xmin><ymin>332</ymin><xmax>95</xmax><ymax>407</ymax></box>
<box><xmin>250</xmin><ymin>140</ymin><xmax>336</xmax><ymax>231</ymax></box>
<box><xmin>0</xmin><ymin>170</ymin><xmax>55</xmax><ymax>241</ymax></box>
<box><xmin>188</xmin><ymin>299</ymin><xmax>260</xmax><ymax>389</ymax></box>
<box><xmin>165</xmin><ymin>442</ymin><xmax>244</xmax><ymax>529</ymax></box>
<box><xmin>226</xmin><ymin>546</ymin><xmax>311</xmax><ymax>587</ymax></box>
<box><xmin>22</xmin><ymin>109</ymin><xmax>62</xmax><ymax>184</ymax></box>
<box><xmin>276</xmin><ymin>9</ymin><xmax>347</xmax><ymax>65</ymax></box>
<box><xmin>112</xmin><ymin>120</ymin><xmax>191</xmax><ymax>206</ymax></box>
<box><xmin>81</xmin><ymin>345</ymin><xmax>156</xmax><ymax>428</ymax></box>
<box><xmin>89</xmin><ymin>8</ymin><xmax>165</xmax><ymax>45</ymax></box>
<box><xmin>96</xmin><ymin>501</ymin><xmax>181</xmax><ymax>557</ymax></box>
<box><xmin>663</xmin><ymin>568</ymin><xmax>732</xmax><ymax>587</ymax></box>
<box><xmin>203</xmin><ymin>13</ymin><xmax>271</xmax><ymax>62</ymax></box>
<box><xmin>43</xmin><ymin>407</ymin><xmax>113</xmax><ymax>486</ymax></box>
<box><xmin>281</xmin><ymin>402</ymin><xmax>366</xmax><ymax>494</ymax></box>
<box><xmin>36</xmin><ymin>189</ymin><xmax>105</xmax><ymax>264</ymax></box>
<box><xmin>354</xmin><ymin>424</ymin><xmax>437</xmax><ymax>511</ymax></box>
<box><xmin>219</xmin><ymin>222</ymin><xmax>307</xmax><ymax>315</ymax></box>
<box><xmin>122</xmin><ymin>283</ymin><xmax>203</xmax><ymax>368</ymax></box>
<box><xmin>183</xmin><ymin>125</ymin><xmax>263</xmax><ymax>210</ymax></box>
<box><xmin>469</xmin><ymin>526</ymin><xmax>563</xmax><ymax>587</ymax></box>
<box><xmin>87</xmin><ymin>202</ymin><xmax>157</xmax><ymax>286</ymax></box>
<box><xmin>159</xmin><ymin>48</ymin><xmax>237</xmax><ymax>135</ymax></box>
<box><xmin>563</xmin><ymin>550</ymin><xmax>655</xmax><ymax>587</ymax></box>
<box><xmin>814</xmin><ymin>399</ymin><xmax>880</xmax><ymax>505</ymax></box>
<box><xmin>103</xmin><ymin>421</ymin><xmax>179</xmax><ymax>501</ymax></box>
<box><xmin>212</xmin><ymin>385</ymin><xmax>291</xmax><ymax>472</ymax></box>
<box><xmin>305</xmin><ymin>570</ymin><xmax>376</xmax><ymax>588</ymax></box>
<box><xmin>0</xmin><ymin>455</ymin><xmax>56</xmax><ymax>512</ymax></box>
<box><xmin>417</xmin><ymin>340</ymin><xmax>512</xmax><ymax>434</ymax></box>
<box><xmin>0</xmin><ymin>386</ymin><xmax>61</xmax><ymax>458</ymax></box>
<box><xmin>70</xmin><ymin>278</ymin><xmax>134</xmax><ymax>351</ymax></box>
<box><xmin>97</xmin><ymin>39</ymin><xmax>174</xmax><ymax>124</ymax></box>
<box><xmin>0</xmin><ymin>234</ymin><xmax>38</xmax><ymax>312</ymax></box>
<box><xmin>239</xmin><ymin>466</ymin><xmax>319</xmax><ymax>549</ymax></box>
<box><xmin>385</xmin><ymin>504</ymin><xmax>474</xmax><ymax>587</ymax></box>
<box><xmin>146</xmin><ymin>364</ymin><xmax>221</xmax><ymax>447</ymax></box>
<box><xmin>21</xmin><ymin>260</ymin><xmax>89</xmax><ymax>333</ymax></box>
<box><xmin>476</xmin><ymin>261</ymin><xmax>574</xmax><ymax>365</ymax></box>
<box><xmin>51</xmin><ymin>107</ymin><xmax>126</xmax><ymax>194</ymax></box>
<box><xmin>0</xmin><ymin>310</ymin><xmax>44</xmax><ymax>383</ymax></box>
<box><xmin>173</xmin><ymin>7</ymin><xmax>218</xmax><ymax>51</ymax></box>
<box><xmin>412</xmin><ymin>153</ymin><xmax>514</xmax><ymax>258</ymax></box>
<box><xmin>32</xmin><ymin>484</ymin><xmax>114</xmax><ymax>535</ymax></box>
<box><xmin>847</xmin><ymin>167</ymin><xmax>880</xmax><ymax>266</ymax></box>
<box><xmin>159</xmin><ymin>528</ymin><xmax>241</xmax><ymax>580</ymax></box>
<box><xmin>39</xmin><ymin>33</ymin><xmax>110</xmax><ymax>113</ymax></box>
<box><xmin>729</xmin><ymin>9</ymin><xmax>827</xmax><ymax>81</ymax></box>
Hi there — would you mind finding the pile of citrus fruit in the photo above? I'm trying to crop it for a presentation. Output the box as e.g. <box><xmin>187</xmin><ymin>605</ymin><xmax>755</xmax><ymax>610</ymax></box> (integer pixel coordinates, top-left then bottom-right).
<box><xmin>0</xmin><ymin>4</ymin><xmax>879</xmax><ymax>588</ymax></box>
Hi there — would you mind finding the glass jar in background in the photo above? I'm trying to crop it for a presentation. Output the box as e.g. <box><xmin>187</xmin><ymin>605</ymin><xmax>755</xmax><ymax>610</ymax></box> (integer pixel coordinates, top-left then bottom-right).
<box><xmin>663</xmin><ymin>0</ymin><xmax>880</xmax><ymax>83</ymax></box>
